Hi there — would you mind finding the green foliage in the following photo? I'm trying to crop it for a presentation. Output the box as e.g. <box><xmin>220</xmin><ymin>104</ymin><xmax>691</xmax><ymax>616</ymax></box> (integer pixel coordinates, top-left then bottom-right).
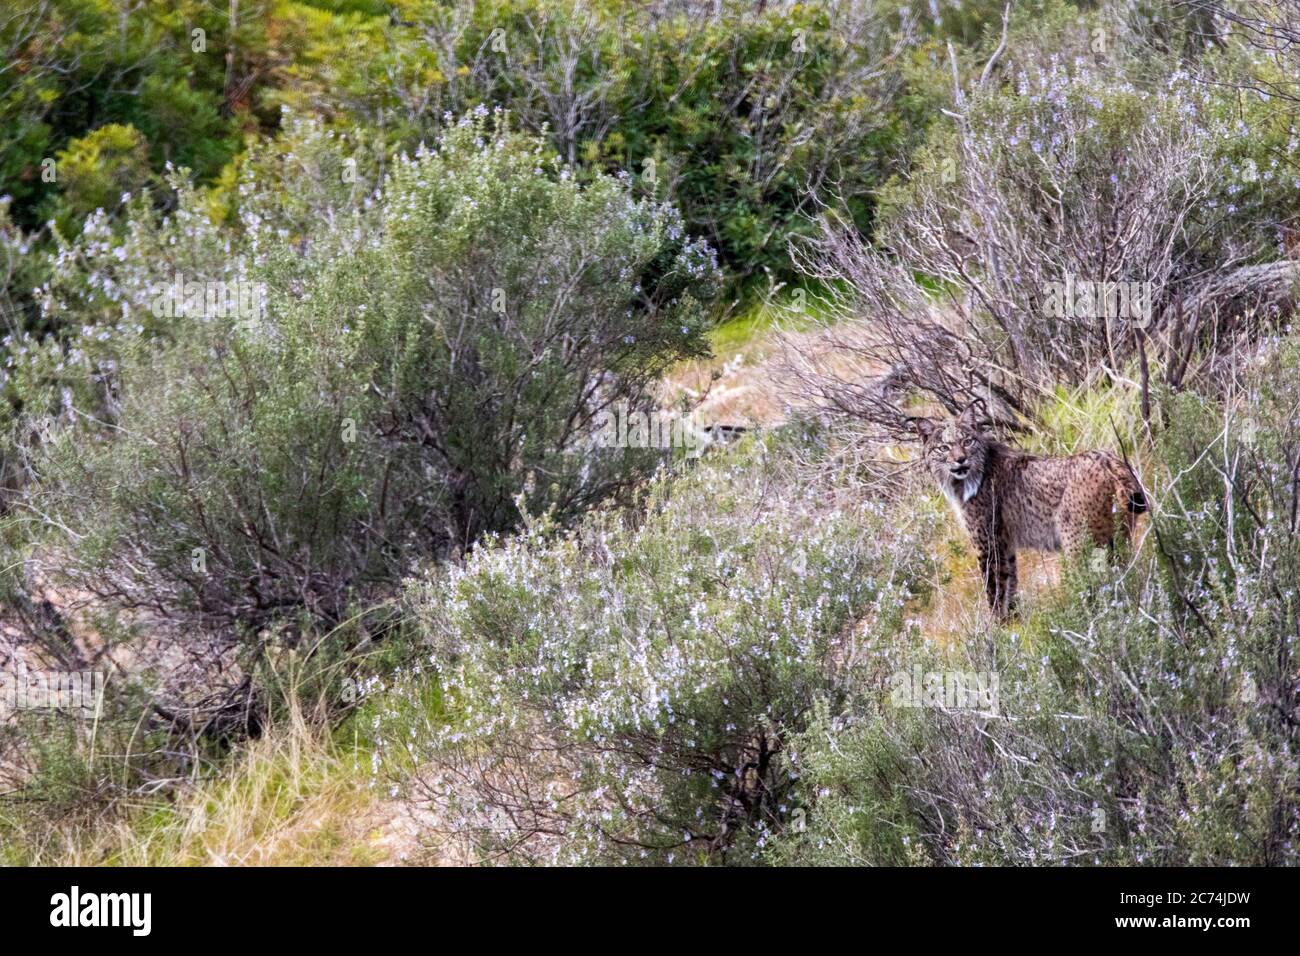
<box><xmin>0</xmin><ymin>0</ymin><xmax>248</xmax><ymax>232</ymax></box>
<box><xmin>48</xmin><ymin>124</ymin><xmax>153</xmax><ymax>235</ymax></box>
<box><xmin>270</xmin><ymin>0</ymin><xmax>930</xmax><ymax>301</ymax></box>
<box><xmin>20</xmin><ymin>113</ymin><xmax>717</xmax><ymax>653</ymax></box>
<box><xmin>0</xmin><ymin>676</ymin><xmax>174</xmax><ymax>865</ymax></box>
<box><xmin>5</xmin><ymin>0</ymin><xmax>1300</xmax><ymax>869</ymax></box>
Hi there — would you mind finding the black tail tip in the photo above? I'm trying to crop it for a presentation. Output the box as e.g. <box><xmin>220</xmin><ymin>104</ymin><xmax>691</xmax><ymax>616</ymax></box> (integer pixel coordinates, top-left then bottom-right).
<box><xmin>1127</xmin><ymin>489</ymin><xmax>1148</xmax><ymax>514</ymax></box>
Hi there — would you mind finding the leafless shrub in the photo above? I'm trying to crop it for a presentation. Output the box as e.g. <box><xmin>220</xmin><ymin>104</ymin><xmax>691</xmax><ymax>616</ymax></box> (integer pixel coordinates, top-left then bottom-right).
<box><xmin>1180</xmin><ymin>0</ymin><xmax>1300</xmax><ymax>102</ymax></box>
<box><xmin>785</xmin><ymin>17</ymin><xmax>1296</xmax><ymax>435</ymax></box>
<box><xmin>787</xmin><ymin>228</ymin><xmax>1030</xmax><ymax>434</ymax></box>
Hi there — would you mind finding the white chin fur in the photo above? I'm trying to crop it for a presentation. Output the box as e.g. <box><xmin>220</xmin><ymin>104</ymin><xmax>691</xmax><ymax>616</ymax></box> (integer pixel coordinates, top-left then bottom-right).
<box><xmin>943</xmin><ymin>473</ymin><xmax>982</xmax><ymax>507</ymax></box>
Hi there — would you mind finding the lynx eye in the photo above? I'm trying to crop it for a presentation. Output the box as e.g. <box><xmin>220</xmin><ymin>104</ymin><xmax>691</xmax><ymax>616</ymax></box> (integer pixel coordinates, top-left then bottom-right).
<box><xmin>936</xmin><ymin>442</ymin><xmax>950</xmax><ymax>452</ymax></box>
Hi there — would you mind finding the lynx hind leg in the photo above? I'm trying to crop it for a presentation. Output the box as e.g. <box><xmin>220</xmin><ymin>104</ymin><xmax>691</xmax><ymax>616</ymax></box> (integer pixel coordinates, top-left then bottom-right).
<box><xmin>1089</xmin><ymin>509</ymin><xmax>1121</xmax><ymax>550</ymax></box>
<box><xmin>1060</xmin><ymin>486</ymin><xmax>1119</xmax><ymax>555</ymax></box>
<box><xmin>1121</xmin><ymin>502</ymin><xmax>1141</xmax><ymax>543</ymax></box>
<box><xmin>1057</xmin><ymin>510</ymin><xmax>1086</xmax><ymax>556</ymax></box>
<box><xmin>1088</xmin><ymin>480</ymin><xmax>1137</xmax><ymax>552</ymax></box>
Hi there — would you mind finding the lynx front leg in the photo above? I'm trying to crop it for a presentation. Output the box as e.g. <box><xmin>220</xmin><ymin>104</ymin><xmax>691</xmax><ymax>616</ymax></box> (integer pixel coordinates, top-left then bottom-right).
<box><xmin>978</xmin><ymin>541</ymin><xmax>1018</xmax><ymax>620</ymax></box>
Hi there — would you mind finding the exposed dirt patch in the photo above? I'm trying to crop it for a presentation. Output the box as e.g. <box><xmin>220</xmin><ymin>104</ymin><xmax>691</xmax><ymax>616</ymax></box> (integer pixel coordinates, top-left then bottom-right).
<box><xmin>662</xmin><ymin>321</ymin><xmax>887</xmax><ymax>429</ymax></box>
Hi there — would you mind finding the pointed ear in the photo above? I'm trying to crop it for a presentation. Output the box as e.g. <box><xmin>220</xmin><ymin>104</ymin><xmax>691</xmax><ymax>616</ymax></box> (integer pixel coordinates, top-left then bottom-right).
<box><xmin>958</xmin><ymin>399</ymin><xmax>989</xmax><ymax>430</ymax></box>
<box><xmin>908</xmin><ymin>417</ymin><xmax>938</xmax><ymax>441</ymax></box>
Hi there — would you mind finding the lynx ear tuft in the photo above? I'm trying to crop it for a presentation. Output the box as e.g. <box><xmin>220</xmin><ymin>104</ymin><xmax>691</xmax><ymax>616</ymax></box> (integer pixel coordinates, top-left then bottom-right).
<box><xmin>959</xmin><ymin>398</ymin><xmax>990</xmax><ymax>430</ymax></box>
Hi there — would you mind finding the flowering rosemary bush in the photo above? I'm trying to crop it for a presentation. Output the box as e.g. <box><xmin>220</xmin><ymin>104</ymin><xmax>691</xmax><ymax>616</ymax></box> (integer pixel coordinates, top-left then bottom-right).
<box><xmin>380</xmin><ymin>429</ymin><xmax>939</xmax><ymax>864</ymax></box>
<box><xmin>14</xmin><ymin>112</ymin><xmax>717</xmax><ymax>686</ymax></box>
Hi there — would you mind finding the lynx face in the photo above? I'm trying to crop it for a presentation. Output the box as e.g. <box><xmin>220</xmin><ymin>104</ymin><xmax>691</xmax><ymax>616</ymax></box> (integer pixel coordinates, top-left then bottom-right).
<box><xmin>921</xmin><ymin>417</ymin><xmax>990</xmax><ymax>504</ymax></box>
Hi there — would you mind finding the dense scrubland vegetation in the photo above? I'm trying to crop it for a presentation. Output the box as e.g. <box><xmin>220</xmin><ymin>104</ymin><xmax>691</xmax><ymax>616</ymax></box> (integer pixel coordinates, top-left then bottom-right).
<box><xmin>1</xmin><ymin>0</ymin><xmax>1298</xmax><ymax>865</ymax></box>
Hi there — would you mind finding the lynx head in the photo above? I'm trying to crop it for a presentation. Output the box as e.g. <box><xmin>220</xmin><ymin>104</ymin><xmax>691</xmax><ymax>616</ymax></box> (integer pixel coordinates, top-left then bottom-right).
<box><xmin>913</xmin><ymin>401</ymin><xmax>992</xmax><ymax>503</ymax></box>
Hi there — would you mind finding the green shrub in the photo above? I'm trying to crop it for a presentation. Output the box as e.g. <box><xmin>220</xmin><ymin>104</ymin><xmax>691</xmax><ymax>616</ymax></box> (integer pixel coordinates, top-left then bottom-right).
<box><xmin>1</xmin><ymin>0</ymin><xmax>248</xmax><ymax>233</ymax></box>
<box><xmin>22</xmin><ymin>111</ymin><xmax>718</xmax><ymax>666</ymax></box>
<box><xmin>48</xmin><ymin>124</ymin><xmax>153</xmax><ymax>236</ymax></box>
<box><xmin>274</xmin><ymin>0</ymin><xmax>928</xmax><ymax>301</ymax></box>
